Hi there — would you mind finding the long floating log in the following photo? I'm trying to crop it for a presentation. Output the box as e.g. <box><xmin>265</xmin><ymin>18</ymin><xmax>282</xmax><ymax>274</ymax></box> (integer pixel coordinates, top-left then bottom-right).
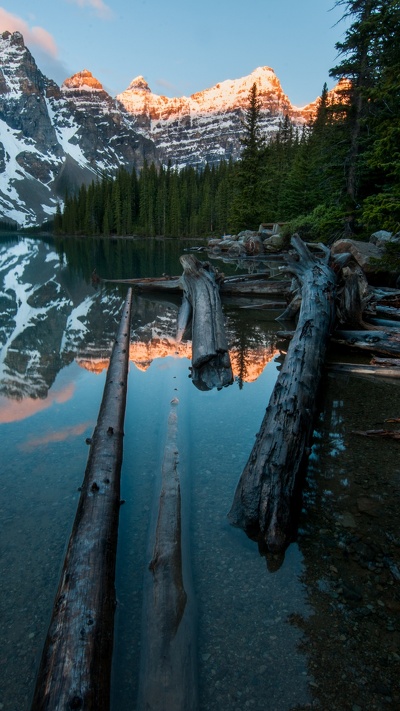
<box><xmin>99</xmin><ymin>273</ymin><xmax>291</xmax><ymax>299</ymax></box>
<box><xmin>31</xmin><ymin>289</ymin><xmax>133</xmax><ymax>711</ymax></box>
<box><xmin>326</xmin><ymin>362</ymin><xmax>400</xmax><ymax>378</ymax></box>
<box><xmin>137</xmin><ymin>400</ymin><xmax>198</xmax><ymax>711</ymax></box>
<box><xmin>228</xmin><ymin>236</ymin><xmax>337</xmax><ymax>555</ymax></box>
<box><xmin>220</xmin><ymin>279</ymin><xmax>291</xmax><ymax>297</ymax></box>
<box><xmin>99</xmin><ymin>274</ymin><xmax>182</xmax><ymax>291</ymax></box>
<box><xmin>333</xmin><ymin>328</ymin><xmax>400</xmax><ymax>357</ymax></box>
<box><xmin>179</xmin><ymin>255</ymin><xmax>233</xmax><ymax>391</ymax></box>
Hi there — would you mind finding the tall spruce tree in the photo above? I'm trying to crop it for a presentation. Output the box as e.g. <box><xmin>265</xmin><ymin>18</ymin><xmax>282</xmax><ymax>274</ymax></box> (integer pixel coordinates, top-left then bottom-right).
<box><xmin>360</xmin><ymin>0</ymin><xmax>400</xmax><ymax>230</ymax></box>
<box><xmin>230</xmin><ymin>82</ymin><xmax>265</xmax><ymax>230</ymax></box>
<box><xmin>330</xmin><ymin>0</ymin><xmax>384</xmax><ymax>229</ymax></box>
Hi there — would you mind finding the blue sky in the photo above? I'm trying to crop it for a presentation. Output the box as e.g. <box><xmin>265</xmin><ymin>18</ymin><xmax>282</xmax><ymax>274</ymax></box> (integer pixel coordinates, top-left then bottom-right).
<box><xmin>0</xmin><ymin>1</ymin><xmax>348</xmax><ymax>105</ymax></box>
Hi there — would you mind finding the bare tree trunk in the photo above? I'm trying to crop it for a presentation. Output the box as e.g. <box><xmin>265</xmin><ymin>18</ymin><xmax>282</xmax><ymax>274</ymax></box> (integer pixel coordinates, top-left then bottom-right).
<box><xmin>31</xmin><ymin>289</ymin><xmax>133</xmax><ymax>711</ymax></box>
<box><xmin>179</xmin><ymin>255</ymin><xmax>233</xmax><ymax>391</ymax></box>
<box><xmin>228</xmin><ymin>236</ymin><xmax>336</xmax><ymax>556</ymax></box>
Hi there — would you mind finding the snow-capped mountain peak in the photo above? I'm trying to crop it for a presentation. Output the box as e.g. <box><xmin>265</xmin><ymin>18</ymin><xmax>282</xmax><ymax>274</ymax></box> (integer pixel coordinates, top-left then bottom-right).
<box><xmin>116</xmin><ymin>64</ymin><xmax>303</xmax><ymax>167</ymax></box>
<box><xmin>62</xmin><ymin>69</ymin><xmax>104</xmax><ymax>92</ymax></box>
<box><xmin>0</xmin><ymin>31</ymin><xmax>156</xmax><ymax>227</ymax></box>
<box><xmin>127</xmin><ymin>75</ymin><xmax>152</xmax><ymax>93</ymax></box>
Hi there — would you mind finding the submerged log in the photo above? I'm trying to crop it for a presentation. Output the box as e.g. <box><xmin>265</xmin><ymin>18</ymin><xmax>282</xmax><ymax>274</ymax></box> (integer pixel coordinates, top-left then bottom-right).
<box><xmin>137</xmin><ymin>400</ymin><xmax>198</xmax><ymax>711</ymax></box>
<box><xmin>31</xmin><ymin>289</ymin><xmax>133</xmax><ymax>711</ymax></box>
<box><xmin>228</xmin><ymin>235</ymin><xmax>337</xmax><ymax>555</ymax></box>
<box><xmin>179</xmin><ymin>255</ymin><xmax>233</xmax><ymax>391</ymax></box>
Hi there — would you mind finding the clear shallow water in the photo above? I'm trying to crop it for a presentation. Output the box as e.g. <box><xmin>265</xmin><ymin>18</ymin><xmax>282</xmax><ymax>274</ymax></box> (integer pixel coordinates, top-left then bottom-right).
<box><xmin>0</xmin><ymin>235</ymin><xmax>399</xmax><ymax>711</ymax></box>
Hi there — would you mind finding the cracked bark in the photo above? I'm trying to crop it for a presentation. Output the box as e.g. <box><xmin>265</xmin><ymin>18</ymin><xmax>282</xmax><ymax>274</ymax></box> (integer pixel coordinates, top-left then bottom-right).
<box><xmin>228</xmin><ymin>236</ymin><xmax>337</xmax><ymax>559</ymax></box>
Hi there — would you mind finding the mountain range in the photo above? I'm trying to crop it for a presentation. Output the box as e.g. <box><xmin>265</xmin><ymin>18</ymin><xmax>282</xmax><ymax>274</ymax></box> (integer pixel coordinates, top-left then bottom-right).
<box><xmin>0</xmin><ymin>30</ymin><xmax>321</xmax><ymax>228</ymax></box>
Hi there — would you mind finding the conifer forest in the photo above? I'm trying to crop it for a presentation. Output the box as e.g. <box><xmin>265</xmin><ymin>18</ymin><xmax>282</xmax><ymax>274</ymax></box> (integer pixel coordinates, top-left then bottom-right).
<box><xmin>57</xmin><ymin>1</ymin><xmax>400</xmax><ymax>243</ymax></box>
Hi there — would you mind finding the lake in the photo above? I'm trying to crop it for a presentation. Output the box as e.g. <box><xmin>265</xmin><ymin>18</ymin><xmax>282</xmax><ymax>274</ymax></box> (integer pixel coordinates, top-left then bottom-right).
<box><xmin>0</xmin><ymin>235</ymin><xmax>399</xmax><ymax>711</ymax></box>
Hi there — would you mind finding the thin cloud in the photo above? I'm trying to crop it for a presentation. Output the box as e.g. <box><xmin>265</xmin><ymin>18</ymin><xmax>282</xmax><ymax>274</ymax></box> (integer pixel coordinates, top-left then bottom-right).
<box><xmin>67</xmin><ymin>0</ymin><xmax>114</xmax><ymax>20</ymax></box>
<box><xmin>155</xmin><ymin>78</ymin><xmax>182</xmax><ymax>93</ymax></box>
<box><xmin>0</xmin><ymin>8</ymin><xmax>58</xmax><ymax>57</ymax></box>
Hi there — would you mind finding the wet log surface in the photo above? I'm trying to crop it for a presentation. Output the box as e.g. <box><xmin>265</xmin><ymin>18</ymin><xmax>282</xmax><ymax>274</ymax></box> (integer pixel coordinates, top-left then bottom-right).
<box><xmin>326</xmin><ymin>362</ymin><xmax>400</xmax><ymax>378</ymax></box>
<box><xmin>179</xmin><ymin>255</ymin><xmax>233</xmax><ymax>391</ymax></box>
<box><xmin>333</xmin><ymin>329</ymin><xmax>400</xmax><ymax>357</ymax></box>
<box><xmin>99</xmin><ymin>272</ymin><xmax>291</xmax><ymax>299</ymax></box>
<box><xmin>228</xmin><ymin>236</ymin><xmax>337</xmax><ymax>555</ymax></box>
<box><xmin>337</xmin><ymin>266</ymin><xmax>372</xmax><ymax>329</ymax></box>
<box><xmin>99</xmin><ymin>274</ymin><xmax>183</xmax><ymax>292</ymax></box>
<box><xmin>220</xmin><ymin>279</ymin><xmax>291</xmax><ymax>297</ymax></box>
<box><xmin>30</xmin><ymin>289</ymin><xmax>133</xmax><ymax>711</ymax></box>
<box><xmin>137</xmin><ymin>401</ymin><xmax>198</xmax><ymax>711</ymax></box>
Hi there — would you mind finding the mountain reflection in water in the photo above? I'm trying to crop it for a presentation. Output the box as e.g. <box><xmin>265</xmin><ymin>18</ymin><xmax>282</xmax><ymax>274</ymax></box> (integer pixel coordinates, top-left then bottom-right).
<box><xmin>0</xmin><ymin>235</ymin><xmax>280</xmax><ymax>404</ymax></box>
<box><xmin>1</xmin><ymin>235</ymin><xmax>398</xmax><ymax>711</ymax></box>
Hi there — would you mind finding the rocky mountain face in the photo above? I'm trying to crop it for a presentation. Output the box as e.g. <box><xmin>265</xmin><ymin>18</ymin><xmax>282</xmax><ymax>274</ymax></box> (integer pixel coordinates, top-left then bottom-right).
<box><xmin>0</xmin><ymin>31</ymin><xmax>321</xmax><ymax>227</ymax></box>
<box><xmin>117</xmin><ymin>66</ymin><xmax>313</xmax><ymax>168</ymax></box>
<box><xmin>0</xmin><ymin>31</ymin><xmax>156</xmax><ymax>227</ymax></box>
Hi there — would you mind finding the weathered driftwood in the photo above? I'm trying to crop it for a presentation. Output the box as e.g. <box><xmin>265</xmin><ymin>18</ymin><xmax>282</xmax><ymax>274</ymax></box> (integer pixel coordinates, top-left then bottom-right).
<box><xmin>275</xmin><ymin>290</ymin><xmax>302</xmax><ymax>322</ymax></box>
<box><xmin>31</xmin><ymin>289</ymin><xmax>133</xmax><ymax>711</ymax></box>
<box><xmin>326</xmin><ymin>362</ymin><xmax>400</xmax><ymax>379</ymax></box>
<box><xmin>366</xmin><ymin>304</ymin><xmax>400</xmax><ymax>321</ymax></box>
<box><xmin>371</xmin><ymin>287</ymin><xmax>400</xmax><ymax>303</ymax></box>
<box><xmin>239</xmin><ymin>300</ymin><xmax>287</xmax><ymax>310</ymax></box>
<box><xmin>372</xmin><ymin>356</ymin><xmax>400</xmax><ymax>367</ymax></box>
<box><xmin>99</xmin><ymin>272</ymin><xmax>291</xmax><ymax>299</ymax></box>
<box><xmin>137</xmin><ymin>401</ymin><xmax>197</xmax><ymax>711</ymax></box>
<box><xmin>333</xmin><ymin>329</ymin><xmax>400</xmax><ymax>357</ymax></box>
<box><xmin>100</xmin><ymin>274</ymin><xmax>183</xmax><ymax>292</ymax></box>
<box><xmin>178</xmin><ymin>255</ymin><xmax>233</xmax><ymax>391</ymax></box>
<box><xmin>228</xmin><ymin>235</ymin><xmax>337</xmax><ymax>555</ymax></box>
<box><xmin>352</xmin><ymin>428</ymin><xmax>400</xmax><ymax>440</ymax></box>
<box><xmin>220</xmin><ymin>279</ymin><xmax>291</xmax><ymax>297</ymax></box>
<box><xmin>365</xmin><ymin>316</ymin><xmax>400</xmax><ymax>329</ymax></box>
<box><xmin>337</xmin><ymin>265</ymin><xmax>373</xmax><ymax>329</ymax></box>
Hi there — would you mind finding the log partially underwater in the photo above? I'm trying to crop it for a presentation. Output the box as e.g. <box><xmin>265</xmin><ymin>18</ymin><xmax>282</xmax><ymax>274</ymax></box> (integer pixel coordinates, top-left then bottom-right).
<box><xmin>137</xmin><ymin>400</ymin><xmax>198</xmax><ymax>711</ymax></box>
<box><xmin>178</xmin><ymin>255</ymin><xmax>233</xmax><ymax>391</ymax></box>
<box><xmin>228</xmin><ymin>236</ymin><xmax>337</xmax><ymax>555</ymax></box>
<box><xmin>31</xmin><ymin>289</ymin><xmax>133</xmax><ymax>711</ymax></box>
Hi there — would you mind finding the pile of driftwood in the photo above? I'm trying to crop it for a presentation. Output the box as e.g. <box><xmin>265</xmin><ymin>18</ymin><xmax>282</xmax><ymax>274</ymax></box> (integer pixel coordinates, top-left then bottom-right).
<box><xmin>99</xmin><ymin>237</ymin><xmax>400</xmax><ymax>558</ymax></box>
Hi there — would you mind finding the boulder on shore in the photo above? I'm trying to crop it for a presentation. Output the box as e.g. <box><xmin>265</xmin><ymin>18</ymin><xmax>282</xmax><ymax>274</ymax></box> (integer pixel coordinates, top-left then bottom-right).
<box><xmin>331</xmin><ymin>239</ymin><xmax>382</xmax><ymax>273</ymax></box>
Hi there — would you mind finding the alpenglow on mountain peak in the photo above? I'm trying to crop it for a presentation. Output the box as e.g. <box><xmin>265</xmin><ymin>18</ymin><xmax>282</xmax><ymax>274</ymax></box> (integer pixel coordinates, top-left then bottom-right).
<box><xmin>62</xmin><ymin>69</ymin><xmax>104</xmax><ymax>92</ymax></box>
<box><xmin>127</xmin><ymin>76</ymin><xmax>152</xmax><ymax>93</ymax></box>
<box><xmin>115</xmin><ymin>64</ymin><xmax>314</xmax><ymax>168</ymax></box>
